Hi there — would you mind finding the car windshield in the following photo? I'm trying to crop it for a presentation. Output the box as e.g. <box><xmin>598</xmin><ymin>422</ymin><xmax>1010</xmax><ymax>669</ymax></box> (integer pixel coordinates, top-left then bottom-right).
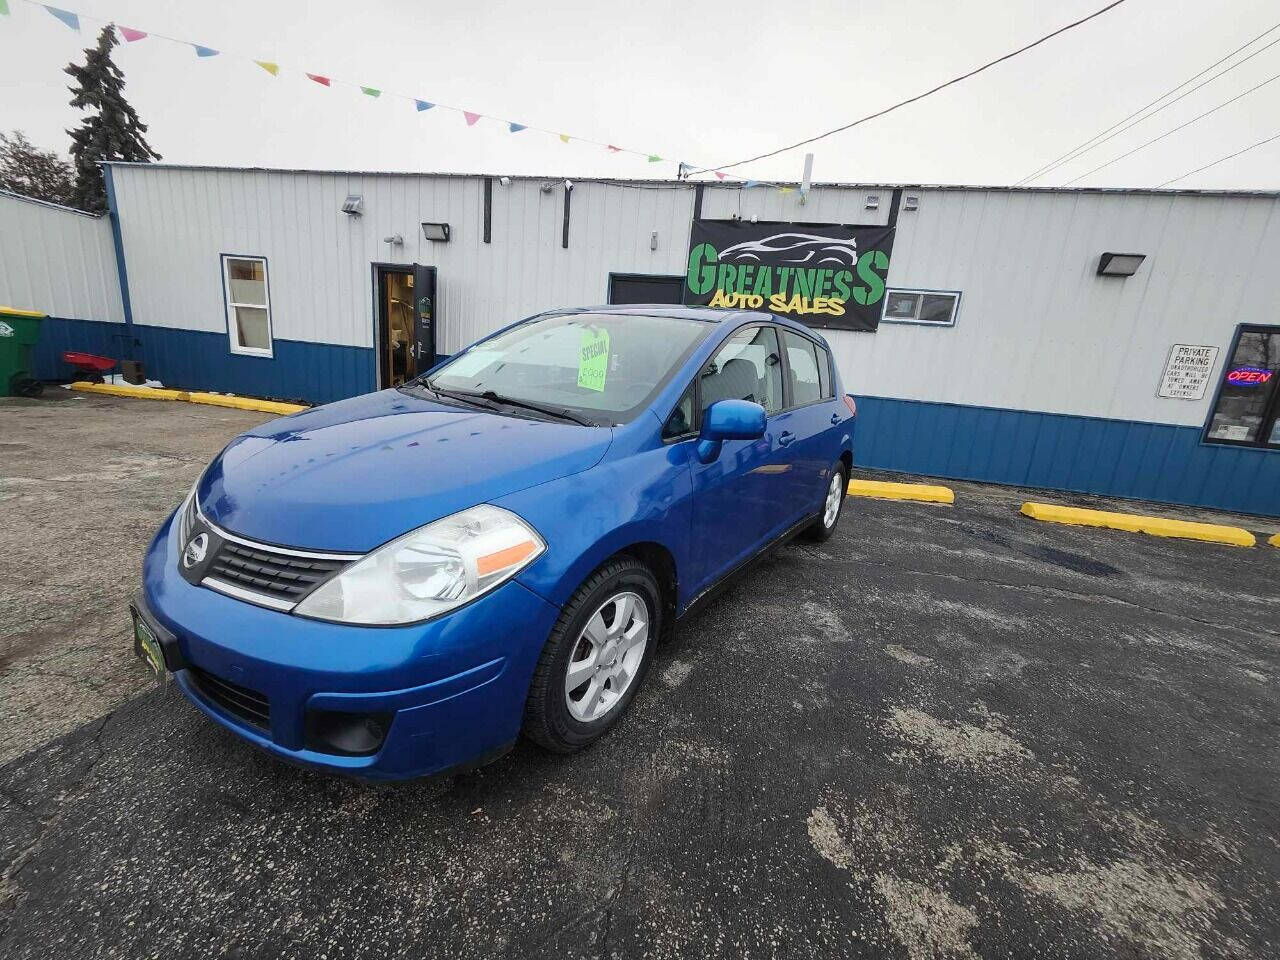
<box><xmin>422</xmin><ymin>312</ymin><xmax>709</xmax><ymax>423</ymax></box>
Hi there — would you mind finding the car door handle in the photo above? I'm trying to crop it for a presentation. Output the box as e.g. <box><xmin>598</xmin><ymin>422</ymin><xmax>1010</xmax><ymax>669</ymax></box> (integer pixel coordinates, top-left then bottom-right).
<box><xmin>830</xmin><ymin>413</ymin><xmax>841</xmax><ymax>425</ymax></box>
<box><xmin>778</xmin><ymin>431</ymin><xmax>796</xmax><ymax>447</ymax></box>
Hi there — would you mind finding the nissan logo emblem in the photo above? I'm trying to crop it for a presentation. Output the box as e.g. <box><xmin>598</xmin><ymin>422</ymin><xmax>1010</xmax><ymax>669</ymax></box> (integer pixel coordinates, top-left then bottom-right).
<box><xmin>183</xmin><ymin>533</ymin><xmax>209</xmax><ymax>569</ymax></box>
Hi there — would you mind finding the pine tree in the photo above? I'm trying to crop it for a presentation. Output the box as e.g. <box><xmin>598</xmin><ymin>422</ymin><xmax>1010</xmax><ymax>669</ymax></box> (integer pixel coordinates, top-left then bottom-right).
<box><xmin>65</xmin><ymin>26</ymin><xmax>160</xmax><ymax>213</ymax></box>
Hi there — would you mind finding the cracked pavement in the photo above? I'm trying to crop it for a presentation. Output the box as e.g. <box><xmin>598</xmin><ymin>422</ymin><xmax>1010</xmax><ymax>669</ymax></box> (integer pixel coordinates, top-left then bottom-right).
<box><xmin>1</xmin><ymin>393</ymin><xmax>1278</xmax><ymax>959</ymax></box>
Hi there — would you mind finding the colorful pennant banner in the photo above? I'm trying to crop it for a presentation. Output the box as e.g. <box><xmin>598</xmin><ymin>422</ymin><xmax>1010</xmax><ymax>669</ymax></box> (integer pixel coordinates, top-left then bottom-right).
<box><xmin>10</xmin><ymin>0</ymin><xmax>797</xmax><ymax>191</ymax></box>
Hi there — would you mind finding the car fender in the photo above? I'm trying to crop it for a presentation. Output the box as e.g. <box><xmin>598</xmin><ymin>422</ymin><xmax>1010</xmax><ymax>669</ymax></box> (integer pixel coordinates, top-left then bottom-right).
<box><xmin>497</xmin><ymin>437</ymin><xmax>695</xmax><ymax>615</ymax></box>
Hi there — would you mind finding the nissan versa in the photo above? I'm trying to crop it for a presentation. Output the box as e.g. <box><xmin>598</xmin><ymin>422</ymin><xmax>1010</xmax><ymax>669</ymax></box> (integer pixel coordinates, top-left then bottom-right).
<box><xmin>132</xmin><ymin>306</ymin><xmax>855</xmax><ymax>779</ymax></box>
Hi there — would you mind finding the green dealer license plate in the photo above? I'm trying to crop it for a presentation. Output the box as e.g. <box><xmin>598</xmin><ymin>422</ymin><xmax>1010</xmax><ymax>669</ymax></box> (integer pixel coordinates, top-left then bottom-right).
<box><xmin>132</xmin><ymin>609</ymin><xmax>168</xmax><ymax>684</ymax></box>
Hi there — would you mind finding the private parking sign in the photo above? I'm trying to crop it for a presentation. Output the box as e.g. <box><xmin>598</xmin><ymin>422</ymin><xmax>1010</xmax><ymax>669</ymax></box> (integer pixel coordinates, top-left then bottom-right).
<box><xmin>1157</xmin><ymin>343</ymin><xmax>1219</xmax><ymax>400</ymax></box>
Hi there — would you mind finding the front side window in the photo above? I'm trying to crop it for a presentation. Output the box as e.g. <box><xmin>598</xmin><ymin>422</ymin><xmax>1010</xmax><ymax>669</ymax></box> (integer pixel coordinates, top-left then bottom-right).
<box><xmin>1204</xmin><ymin>326</ymin><xmax>1280</xmax><ymax>447</ymax></box>
<box><xmin>782</xmin><ymin>330</ymin><xmax>828</xmax><ymax>406</ymax></box>
<box><xmin>662</xmin><ymin>383</ymin><xmax>696</xmax><ymax>440</ymax></box>
<box><xmin>701</xmin><ymin>326</ymin><xmax>783</xmax><ymax>415</ymax></box>
<box><xmin>427</xmin><ymin>312</ymin><xmax>709</xmax><ymax>423</ymax></box>
<box><xmin>882</xmin><ymin>289</ymin><xmax>960</xmax><ymax>326</ymax></box>
<box><xmin>222</xmin><ymin>256</ymin><xmax>272</xmax><ymax>356</ymax></box>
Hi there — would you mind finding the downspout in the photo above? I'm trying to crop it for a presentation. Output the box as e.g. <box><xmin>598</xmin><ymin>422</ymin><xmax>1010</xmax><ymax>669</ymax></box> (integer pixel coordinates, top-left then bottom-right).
<box><xmin>101</xmin><ymin>163</ymin><xmax>138</xmax><ymax>361</ymax></box>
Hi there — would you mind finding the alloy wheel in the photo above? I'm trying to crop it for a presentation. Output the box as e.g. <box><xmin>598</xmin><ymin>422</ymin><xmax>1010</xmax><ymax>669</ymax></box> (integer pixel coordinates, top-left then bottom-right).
<box><xmin>823</xmin><ymin>471</ymin><xmax>844</xmax><ymax>528</ymax></box>
<box><xmin>564</xmin><ymin>591</ymin><xmax>648</xmax><ymax>723</ymax></box>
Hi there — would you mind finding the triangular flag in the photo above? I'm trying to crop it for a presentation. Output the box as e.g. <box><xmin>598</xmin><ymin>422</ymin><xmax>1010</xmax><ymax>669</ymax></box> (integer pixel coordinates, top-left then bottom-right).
<box><xmin>307</xmin><ymin>74</ymin><xmax>331</xmax><ymax>87</ymax></box>
<box><xmin>118</xmin><ymin>26</ymin><xmax>147</xmax><ymax>42</ymax></box>
<box><xmin>43</xmin><ymin>5</ymin><xmax>79</xmax><ymax>30</ymax></box>
<box><xmin>606</xmin><ymin>145</ymin><xmax>622</xmax><ymax>153</ymax></box>
<box><xmin>779</xmin><ymin>186</ymin><xmax>795</xmax><ymax>194</ymax></box>
<box><xmin>508</xmin><ymin>122</ymin><xmax>526</xmax><ymax>133</ymax></box>
<box><xmin>415</xmin><ymin>100</ymin><xmax>434</xmax><ymax>111</ymax></box>
<box><xmin>361</xmin><ymin>87</ymin><xmax>381</xmax><ymax>98</ymax></box>
<box><xmin>558</xmin><ymin>134</ymin><xmax>570</xmax><ymax>143</ymax></box>
<box><xmin>463</xmin><ymin>111</ymin><xmax>480</xmax><ymax>126</ymax></box>
<box><xmin>647</xmin><ymin>155</ymin><xmax>661</xmax><ymax>163</ymax></box>
<box><xmin>743</xmin><ymin>180</ymin><xmax>760</xmax><ymax>188</ymax></box>
<box><xmin>714</xmin><ymin>171</ymin><xmax>727</xmax><ymax>180</ymax></box>
<box><xmin>255</xmin><ymin>60</ymin><xmax>279</xmax><ymax>76</ymax></box>
<box><xmin>0</xmin><ymin>1</ymin><xmax>9</xmax><ymax>16</ymax></box>
<box><xmin>193</xmin><ymin>45</ymin><xmax>219</xmax><ymax>57</ymax></box>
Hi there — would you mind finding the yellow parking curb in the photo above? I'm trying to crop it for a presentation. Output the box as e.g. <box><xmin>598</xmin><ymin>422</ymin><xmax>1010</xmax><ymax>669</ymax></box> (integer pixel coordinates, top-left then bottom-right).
<box><xmin>847</xmin><ymin>479</ymin><xmax>955</xmax><ymax>504</ymax></box>
<box><xmin>1020</xmin><ymin>502</ymin><xmax>1256</xmax><ymax>548</ymax></box>
<box><xmin>69</xmin><ymin>381</ymin><xmax>307</xmax><ymax>416</ymax></box>
<box><xmin>1269</xmin><ymin>532</ymin><xmax>1280</xmax><ymax>548</ymax></box>
<box><xmin>185</xmin><ymin>391</ymin><xmax>308</xmax><ymax>416</ymax></box>
<box><xmin>69</xmin><ymin>381</ymin><xmax>188</xmax><ymax>402</ymax></box>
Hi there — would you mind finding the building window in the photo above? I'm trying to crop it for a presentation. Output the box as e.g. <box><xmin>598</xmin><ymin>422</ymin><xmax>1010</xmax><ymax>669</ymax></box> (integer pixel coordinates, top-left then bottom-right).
<box><xmin>222</xmin><ymin>255</ymin><xmax>273</xmax><ymax>356</ymax></box>
<box><xmin>1203</xmin><ymin>325</ymin><xmax>1280</xmax><ymax>448</ymax></box>
<box><xmin>881</xmin><ymin>289</ymin><xmax>960</xmax><ymax>327</ymax></box>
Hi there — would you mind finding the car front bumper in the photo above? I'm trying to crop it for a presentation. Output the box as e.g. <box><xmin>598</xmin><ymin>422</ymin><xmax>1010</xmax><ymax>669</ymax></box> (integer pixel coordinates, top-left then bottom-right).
<box><xmin>140</xmin><ymin>509</ymin><xmax>561</xmax><ymax>780</ymax></box>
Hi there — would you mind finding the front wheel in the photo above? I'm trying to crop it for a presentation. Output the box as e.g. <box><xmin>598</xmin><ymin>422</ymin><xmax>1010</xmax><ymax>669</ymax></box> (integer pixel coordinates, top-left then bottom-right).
<box><xmin>803</xmin><ymin>461</ymin><xmax>848</xmax><ymax>542</ymax></box>
<box><xmin>522</xmin><ymin>558</ymin><xmax>660</xmax><ymax>753</ymax></box>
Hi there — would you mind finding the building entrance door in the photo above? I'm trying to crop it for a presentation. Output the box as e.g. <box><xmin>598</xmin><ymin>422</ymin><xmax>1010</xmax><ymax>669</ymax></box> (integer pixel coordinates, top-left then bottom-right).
<box><xmin>375</xmin><ymin>264</ymin><xmax>437</xmax><ymax>387</ymax></box>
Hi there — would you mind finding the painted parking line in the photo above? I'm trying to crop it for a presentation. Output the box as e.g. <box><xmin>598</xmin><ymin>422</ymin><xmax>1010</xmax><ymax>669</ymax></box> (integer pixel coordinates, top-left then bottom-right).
<box><xmin>70</xmin><ymin>381</ymin><xmax>307</xmax><ymax>416</ymax></box>
<box><xmin>1020</xmin><ymin>502</ymin><xmax>1256</xmax><ymax>548</ymax></box>
<box><xmin>847</xmin><ymin>479</ymin><xmax>955</xmax><ymax>504</ymax></box>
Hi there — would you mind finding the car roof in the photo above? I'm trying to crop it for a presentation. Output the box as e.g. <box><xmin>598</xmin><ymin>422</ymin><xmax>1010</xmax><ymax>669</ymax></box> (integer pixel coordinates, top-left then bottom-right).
<box><xmin>549</xmin><ymin>304</ymin><xmax>790</xmax><ymax>326</ymax></box>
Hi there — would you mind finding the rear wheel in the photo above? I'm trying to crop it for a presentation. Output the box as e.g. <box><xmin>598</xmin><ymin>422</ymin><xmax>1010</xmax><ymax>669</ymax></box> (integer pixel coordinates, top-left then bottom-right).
<box><xmin>804</xmin><ymin>461</ymin><xmax>848</xmax><ymax>542</ymax></box>
<box><xmin>523</xmin><ymin>558</ymin><xmax>660</xmax><ymax>753</ymax></box>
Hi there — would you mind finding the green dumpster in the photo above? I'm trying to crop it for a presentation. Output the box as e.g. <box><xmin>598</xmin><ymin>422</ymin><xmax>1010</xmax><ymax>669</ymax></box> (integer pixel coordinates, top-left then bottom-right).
<box><xmin>0</xmin><ymin>306</ymin><xmax>45</xmax><ymax>398</ymax></box>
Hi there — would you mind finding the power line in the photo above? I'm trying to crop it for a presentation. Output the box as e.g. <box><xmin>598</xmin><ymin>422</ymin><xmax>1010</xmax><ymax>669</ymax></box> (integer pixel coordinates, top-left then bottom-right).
<box><xmin>689</xmin><ymin>0</ymin><xmax>1130</xmax><ymax>177</ymax></box>
<box><xmin>1157</xmin><ymin>130</ymin><xmax>1280</xmax><ymax>187</ymax></box>
<box><xmin>1016</xmin><ymin>22</ymin><xmax>1280</xmax><ymax>185</ymax></box>
<box><xmin>1060</xmin><ymin>70</ymin><xmax>1280</xmax><ymax>185</ymax></box>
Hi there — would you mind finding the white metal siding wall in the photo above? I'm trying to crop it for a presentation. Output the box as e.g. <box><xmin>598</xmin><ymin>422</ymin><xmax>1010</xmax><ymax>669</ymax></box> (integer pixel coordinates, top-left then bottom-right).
<box><xmin>110</xmin><ymin>167</ymin><xmax>696</xmax><ymax>354</ymax></box>
<box><xmin>818</xmin><ymin>189</ymin><xmax>1280</xmax><ymax>428</ymax></box>
<box><xmin>0</xmin><ymin>192</ymin><xmax>124</xmax><ymax>323</ymax></box>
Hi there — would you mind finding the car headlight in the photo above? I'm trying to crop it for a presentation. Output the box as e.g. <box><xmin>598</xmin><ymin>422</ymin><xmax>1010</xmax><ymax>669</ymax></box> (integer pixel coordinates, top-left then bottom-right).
<box><xmin>294</xmin><ymin>505</ymin><xmax>545</xmax><ymax>625</ymax></box>
<box><xmin>178</xmin><ymin>477</ymin><xmax>200</xmax><ymax>547</ymax></box>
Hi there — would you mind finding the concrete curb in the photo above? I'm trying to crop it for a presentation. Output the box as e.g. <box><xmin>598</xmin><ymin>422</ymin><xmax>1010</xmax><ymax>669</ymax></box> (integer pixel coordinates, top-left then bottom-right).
<box><xmin>847</xmin><ymin>479</ymin><xmax>955</xmax><ymax>504</ymax></box>
<box><xmin>69</xmin><ymin>382</ymin><xmax>307</xmax><ymax>416</ymax></box>
<box><xmin>1020</xmin><ymin>502</ymin><xmax>1256</xmax><ymax>548</ymax></box>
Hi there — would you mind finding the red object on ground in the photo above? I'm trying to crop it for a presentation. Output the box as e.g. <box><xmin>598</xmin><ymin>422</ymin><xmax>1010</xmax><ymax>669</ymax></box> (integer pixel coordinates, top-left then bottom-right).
<box><xmin>62</xmin><ymin>351</ymin><xmax>116</xmax><ymax>373</ymax></box>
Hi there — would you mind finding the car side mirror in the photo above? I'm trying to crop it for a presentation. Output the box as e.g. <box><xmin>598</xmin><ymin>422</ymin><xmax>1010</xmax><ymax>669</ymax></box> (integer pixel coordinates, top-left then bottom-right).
<box><xmin>696</xmin><ymin>399</ymin><xmax>767</xmax><ymax>464</ymax></box>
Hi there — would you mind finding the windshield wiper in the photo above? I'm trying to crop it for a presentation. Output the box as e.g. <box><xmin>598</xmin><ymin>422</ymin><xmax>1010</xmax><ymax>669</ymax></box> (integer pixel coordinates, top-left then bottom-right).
<box><xmin>478</xmin><ymin>390</ymin><xmax>599</xmax><ymax>427</ymax></box>
<box><xmin>414</xmin><ymin>381</ymin><xmax>502</xmax><ymax>412</ymax></box>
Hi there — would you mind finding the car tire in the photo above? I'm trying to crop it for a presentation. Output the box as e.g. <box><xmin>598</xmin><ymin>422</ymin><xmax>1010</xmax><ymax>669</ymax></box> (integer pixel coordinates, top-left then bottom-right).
<box><xmin>803</xmin><ymin>461</ymin><xmax>848</xmax><ymax>542</ymax></box>
<box><xmin>522</xmin><ymin>557</ymin><xmax>661</xmax><ymax>753</ymax></box>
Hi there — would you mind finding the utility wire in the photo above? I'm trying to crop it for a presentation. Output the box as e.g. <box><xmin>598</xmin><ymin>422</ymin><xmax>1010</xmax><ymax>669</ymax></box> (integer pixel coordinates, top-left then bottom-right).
<box><xmin>689</xmin><ymin>0</ymin><xmax>1130</xmax><ymax>177</ymax></box>
<box><xmin>1017</xmin><ymin>22</ymin><xmax>1280</xmax><ymax>185</ymax></box>
<box><xmin>1157</xmin><ymin>130</ymin><xmax>1280</xmax><ymax>187</ymax></box>
<box><xmin>1060</xmin><ymin>70</ymin><xmax>1280</xmax><ymax>185</ymax></box>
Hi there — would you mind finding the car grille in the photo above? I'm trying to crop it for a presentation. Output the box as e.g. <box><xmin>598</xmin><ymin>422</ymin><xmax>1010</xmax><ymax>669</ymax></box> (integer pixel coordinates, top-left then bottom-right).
<box><xmin>188</xmin><ymin>667</ymin><xmax>270</xmax><ymax>730</ymax></box>
<box><xmin>207</xmin><ymin>539</ymin><xmax>349</xmax><ymax>605</ymax></box>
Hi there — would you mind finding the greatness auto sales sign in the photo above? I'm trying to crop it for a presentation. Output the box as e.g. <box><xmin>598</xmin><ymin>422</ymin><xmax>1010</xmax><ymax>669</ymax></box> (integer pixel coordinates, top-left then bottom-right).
<box><xmin>684</xmin><ymin>220</ymin><xmax>895</xmax><ymax>331</ymax></box>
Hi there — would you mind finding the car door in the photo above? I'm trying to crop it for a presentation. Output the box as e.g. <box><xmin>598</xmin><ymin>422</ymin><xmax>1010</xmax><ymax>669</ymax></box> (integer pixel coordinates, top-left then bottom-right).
<box><xmin>683</xmin><ymin>325</ymin><xmax>791</xmax><ymax>591</ymax></box>
<box><xmin>778</xmin><ymin>328</ymin><xmax>842</xmax><ymax>522</ymax></box>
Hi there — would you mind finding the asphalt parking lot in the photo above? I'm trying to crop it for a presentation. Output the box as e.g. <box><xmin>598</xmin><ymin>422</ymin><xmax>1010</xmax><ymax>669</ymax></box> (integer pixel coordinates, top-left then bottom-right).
<box><xmin>1</xmin><ymin>393</ymin><xmax>1278</xmax><ymax>960</ymax></box>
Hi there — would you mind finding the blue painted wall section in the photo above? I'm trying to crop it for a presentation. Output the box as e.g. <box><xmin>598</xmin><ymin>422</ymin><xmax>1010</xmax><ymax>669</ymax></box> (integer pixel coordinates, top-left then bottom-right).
<box><xmin>34</xmin><ymin>317</ymin><xmax>374</xmax><ymax>405</ymax></box>
<box><xmin>852</xmin><ymin>395</ymin><xmax>1280</xmax><ymax>518</ymax></box>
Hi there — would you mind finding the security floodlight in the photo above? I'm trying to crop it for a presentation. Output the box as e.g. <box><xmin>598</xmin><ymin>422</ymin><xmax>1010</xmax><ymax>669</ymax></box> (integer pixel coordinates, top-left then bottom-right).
<box><xmin>1097</xmin><ymin>252</ymin><xmax>1145</xmax><ymax>277</ymax></box>
<box><xmin>421</xmin><ymin>222</ymin><xmax>451</xmax><ymax>242</ymax></box>
<box><xmin>499</xmin><ymin>176</ymin><xmax>511</xmax><ymax>186</ymax></box>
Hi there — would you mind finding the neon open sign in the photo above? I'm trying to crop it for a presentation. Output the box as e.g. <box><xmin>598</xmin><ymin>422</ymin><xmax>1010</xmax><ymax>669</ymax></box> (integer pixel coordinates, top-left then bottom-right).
<box><xmin>1226</xmin><ymin>366</ymin><xmax>1273</xmax><ymax>386</ymax></box>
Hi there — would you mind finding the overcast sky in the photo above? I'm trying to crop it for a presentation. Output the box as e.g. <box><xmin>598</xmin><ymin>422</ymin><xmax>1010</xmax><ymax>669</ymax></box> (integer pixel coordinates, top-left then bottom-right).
<box><xmin>2</xmin><ymin>0</ymin><xmax>1278</xmax><ymax>190</ymax></box>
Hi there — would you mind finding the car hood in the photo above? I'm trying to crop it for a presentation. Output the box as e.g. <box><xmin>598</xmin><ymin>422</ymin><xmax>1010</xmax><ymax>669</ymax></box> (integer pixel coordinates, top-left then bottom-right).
<box><xmin>196</xmin><ymin>389</ymin><xmax>612</xmax><ymax>552</ymax></box>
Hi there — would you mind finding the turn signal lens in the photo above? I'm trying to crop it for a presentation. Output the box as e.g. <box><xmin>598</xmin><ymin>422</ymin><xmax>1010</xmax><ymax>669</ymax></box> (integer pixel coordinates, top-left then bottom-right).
<box><xmin>294</xmin><ymin>505</ymin><xmax>545</xmax><ymax>625</ymax></box>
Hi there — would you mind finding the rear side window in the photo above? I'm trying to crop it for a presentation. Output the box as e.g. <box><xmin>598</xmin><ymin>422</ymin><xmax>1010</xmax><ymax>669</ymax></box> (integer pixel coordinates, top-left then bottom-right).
<box><xmin>782</xmin><ymin>330</ymin><xmax>824</xmax><ymax>406</ymax></box>
<box><xmin>701</xmin><ymin>326</ymin><xmax>784</xmax><ymax>415</ymax></box>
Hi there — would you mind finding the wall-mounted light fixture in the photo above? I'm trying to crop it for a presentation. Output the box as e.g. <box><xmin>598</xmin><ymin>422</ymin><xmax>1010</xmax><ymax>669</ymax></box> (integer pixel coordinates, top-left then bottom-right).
<box><xmin>341</xmin><ymin>195</ymin><xmax>363</xmax><ymax>216</ymax></box>
<box><xmin>499</xmin><ymin>176</ymin><xmax>511</xmax><ymax>186</ymax></box>
<box><xmin>421</xmin><ymin>222</ymin><xmax>451</xmax><ymax>242</ymax></box>
<box><xmin>1096</xmin><ymin>252</ymin><xmax>1145</xmax><ymax>277</ymax></box>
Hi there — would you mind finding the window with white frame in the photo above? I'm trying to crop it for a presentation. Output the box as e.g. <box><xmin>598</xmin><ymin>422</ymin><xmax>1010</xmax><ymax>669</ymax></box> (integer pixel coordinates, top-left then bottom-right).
<box><xmin>222</xmin><ymin>255</ymin><xmax>273</xmax><ymax>356</ymax></box>
<box><xmin>881</xmin><ymin>289</ymin><xmax>960</xmax><ymax>327</ymax></box>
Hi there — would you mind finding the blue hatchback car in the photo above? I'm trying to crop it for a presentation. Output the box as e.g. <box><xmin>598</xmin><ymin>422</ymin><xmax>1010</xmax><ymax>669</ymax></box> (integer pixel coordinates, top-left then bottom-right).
<box><xmin>133</xmin><ymin>306</ymin><xmax>855</xmax><ymax>779</ymax></box>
